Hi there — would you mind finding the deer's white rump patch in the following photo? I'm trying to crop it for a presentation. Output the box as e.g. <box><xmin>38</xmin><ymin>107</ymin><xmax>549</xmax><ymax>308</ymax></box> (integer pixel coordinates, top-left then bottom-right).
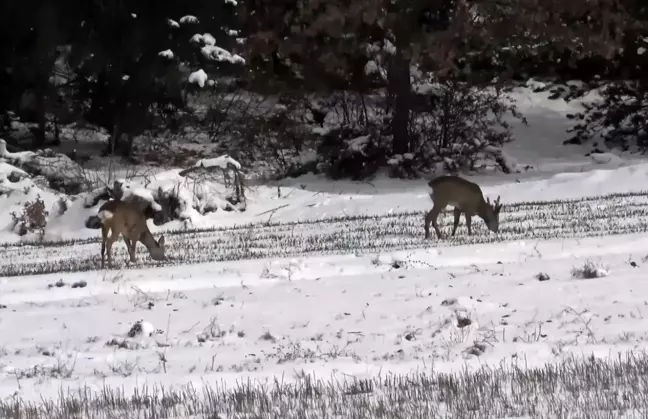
<box><xmin>98</xmin><ymin>210</ymin><xmax>113</xmax><ymax>221</ymax></box>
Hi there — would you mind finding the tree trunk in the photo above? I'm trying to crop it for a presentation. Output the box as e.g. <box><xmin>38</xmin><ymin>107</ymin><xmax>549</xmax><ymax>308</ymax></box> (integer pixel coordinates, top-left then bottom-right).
<box><xmin>107</xmin><ymin>119</ymin><xmax>123</xmax><ymax>155</ymax></box>
<box><xmin>119</xmin><ymin>133</ymin><xmax>134</xmax><ymax>157</ymax></box>
<box><xmin>32</xmin><ymin>84</ymin><xmax>47</xmax><ymax>149</ymax></box>
<box><xmin>388</xmin><ymin>52</ymin><xmax>412</xmax><ymax>156</ymax></box>
<box><xmin>31</xmin><ymin>1</ymin><xmax>59</xmax><ymax>149</ymax></box>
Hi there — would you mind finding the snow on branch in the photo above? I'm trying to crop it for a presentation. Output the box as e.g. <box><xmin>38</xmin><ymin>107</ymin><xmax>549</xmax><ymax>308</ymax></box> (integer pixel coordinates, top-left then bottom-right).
<box><xmin>200</xmin><ymin>45</ymin><xmax>245</xmax><ymax>64</ymax></box>
<box><xmin>190</xmin><ymin>33</ymin><xmax>245</xmax><ymax>63</ymax></box>
<box><xmin>188</xmin><ymin>69</ymin><xmax>209</xmax><ymax>87</ymax></box>
<box><xmin>179</xmin><ymin>15</ymin><xmax>199</xmax><ymax>24</ymax></box>
<box><xmin>190</xmin><ymin>33</ymin><xmax>216</xmax><ymax>45</ymax></box>
<box><xmin>194</xmin><ymin>155</ymin><xmax>242</xmax><ymax>171</ymax></box>
<box><xmin>158</xmin><ymin>49</ymin><xmax>174</xmax><ymax>59</ymax></box>
<box><xmin>119</xmin><ymin>183</ymin><xmax>163</xmax><ymax>212</ymax></box>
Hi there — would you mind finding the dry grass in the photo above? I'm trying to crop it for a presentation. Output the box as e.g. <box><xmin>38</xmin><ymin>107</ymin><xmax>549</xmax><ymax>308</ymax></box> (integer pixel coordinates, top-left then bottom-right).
<box><xmin>3</xmin><ymin>191</ymin><xmax>648</xmax><ymax>277</ymax></box>
<box><xmin>3</xmin><ymin>352</ymin><xmax>648</xmax><ymax>418</ymax></box>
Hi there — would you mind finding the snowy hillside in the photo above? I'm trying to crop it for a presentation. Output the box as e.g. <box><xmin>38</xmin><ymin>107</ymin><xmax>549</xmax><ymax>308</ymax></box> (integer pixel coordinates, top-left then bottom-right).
<box><xmin>2</xmin><ymin>87</ymin><xmax>648</xmax><ymax>418</ymax></box>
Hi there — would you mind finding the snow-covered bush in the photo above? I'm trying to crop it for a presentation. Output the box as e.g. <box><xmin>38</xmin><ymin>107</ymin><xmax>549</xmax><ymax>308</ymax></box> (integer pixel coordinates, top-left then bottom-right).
<box><xmin>0</xmin><ymin>139</ymin><xmax>84</xmax><ymax>194</ymax></box>
<box><xmin>83</xmin><ymin>154</ymin><xmax>247</xmax><ymax>230</ymax></box>
<box><xmin>10</xmin><ymin>194</ymin><xmax>49</xmax><ymax>238</ymax></box>
<box><xmin>306</xmin><ymin>92</ymin><xmax>393</xmax><ymax>180</ymax></box>
<box><xmin>316</xmin><ymin>127</ymin><xmax>391</xmax><ymax>180</ymax></box>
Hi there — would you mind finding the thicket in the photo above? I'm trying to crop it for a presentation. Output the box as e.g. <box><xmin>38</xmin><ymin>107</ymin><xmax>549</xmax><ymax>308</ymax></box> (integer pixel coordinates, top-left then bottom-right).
<box><xmin>0</xmin><ymin>0</ymin><xmax>644</xmax><ymax>180</ymax></box>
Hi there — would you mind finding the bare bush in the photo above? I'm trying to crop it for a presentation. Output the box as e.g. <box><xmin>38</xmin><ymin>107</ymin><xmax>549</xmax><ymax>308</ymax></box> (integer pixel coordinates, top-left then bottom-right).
<box><xmin>407</xmin><ymin>77</ymin><xmax>527</xmax><ymax>174</ymax></box>
<box><xmin>315</xmin><ymin>92</ymin><xmax>392</xmax><ymax>180</ymax></box>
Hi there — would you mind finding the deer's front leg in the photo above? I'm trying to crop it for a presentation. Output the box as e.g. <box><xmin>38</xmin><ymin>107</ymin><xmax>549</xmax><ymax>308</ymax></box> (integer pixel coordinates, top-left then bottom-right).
<box><xmin>129</xmin><ymin>238</ymin><xmax>138</xmax><ymax>263</ymax></box>
<box><xmin>451</xmin><ymin>208</ymin><xmax>461</xmax><ymax>236</ymax></box>
<box><xmin>122</xmin><ymin>236</ymin><xmax>137</xmax><ymax>263</ymax></box>
<box><xmin>101</xmin><ymin>225</ymin><xmax>110</xmax><ymax>269</ymax></box>
<box><xmin>106</xmin><ymin>233</ymin><xmax>119</xmax><ymax>269</ymax></box>
<box><xmin>425</xmin><ymin>206</ymin><xmax>444</xmax><ymax>239</ymax></box>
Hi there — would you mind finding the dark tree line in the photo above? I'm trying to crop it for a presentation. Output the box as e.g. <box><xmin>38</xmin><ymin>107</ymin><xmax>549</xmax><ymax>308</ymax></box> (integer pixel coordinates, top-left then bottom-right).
<box><xmin>0</xmin><ymin>0</ymin><xmax>241</xmax><ymax>155</ymax></box>
<box><xmin>0</xmin><ymin>0</ymin><xmax>646</xmax><ymax>178</ymax></box>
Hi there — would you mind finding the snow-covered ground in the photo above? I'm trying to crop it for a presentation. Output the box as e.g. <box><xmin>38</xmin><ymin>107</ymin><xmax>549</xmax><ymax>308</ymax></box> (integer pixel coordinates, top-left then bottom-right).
<box><xmin>2</xmin><ymin>232</ymin><xmax>648</xmax><ymax>403</ymax></box>
<box><xmin>2</xmin><ymin>86</ymin><xmax>648</xmax><ymax>417</ymax></box>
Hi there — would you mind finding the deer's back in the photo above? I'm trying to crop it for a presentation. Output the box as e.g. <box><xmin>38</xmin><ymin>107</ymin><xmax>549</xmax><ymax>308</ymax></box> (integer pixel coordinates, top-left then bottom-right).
<box><xmin>428</xmin><ymin>176</ymin><xmax>485</xmax><ymax>210</ymax></box>
<box><xmin>108</xmin><ymin>201</ymin><xmax>150</xmax><ymax>235</ymax></box>
<box><xmin>99</xmin><ymin>199</ymin><xmax>121</xmax><ymax>213</ymax></box>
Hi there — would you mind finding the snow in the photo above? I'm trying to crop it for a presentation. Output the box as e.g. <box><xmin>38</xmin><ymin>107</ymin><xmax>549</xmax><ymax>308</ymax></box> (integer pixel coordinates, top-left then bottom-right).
<box><xmin>189</xmin><ymin>34</ymin><xmax>203</xmax><ymax>44</ymax></box>
<box><xmin>347</xmin><ymin>135</ymin><xmax>370</xmax><ymax>154</ymax></box>
<box><xmin>190</xmin><ymin>33</ymin><xmax>245</xmax><ymax>64</ymax></box>
<box><xmin>187</xmin><ymin>32</ymin><xmax>245</xmax><ymax>86</ymax></box>
<box><xmin>383</xmin><ymin>39</ymin><xmax>396</xmax><ymax>55</ymax></box>
<box><xmin>120</xmin><ymin>184</ymin><xmax>163</xmax><ymax>212</ymax></box>
<box><xmin>590</xmin><ymin>151</ymin><xmax>623</xmax><ymax>165</ymax></box>
<box><xmin>364</xmin><ymin>60</ymin><xmax>380</xmax><ymax>76</ymax></box>
<box><xmin>194</xmin><ymin>154</ymin><xmax>242</xmax><ymax>170</ymax></box>
<box><xmin>3</xmin><ymin>87</ymin><xmax>648</xmax><ymax>414</ymax></box>
<box><xmin>3</xmin><ymin>233</ymin><xmax>648</xmax><ymax>403</ymax></box>
<box><xmin>188</xmin><ymin>69</ymin><xmax>209</xmax><ymax>87</ymax></box>
<box><xmin>158</xmin><ymin>49</ymin><xmax>174</xmax><ymax>59</ymax></box>
<box><xmin>179</xmin><ymin>15</ymin><xmax>199</xmax><ymax>24</ymax></box>
<box><xmin>190</xmin><ymin>33</ymin><xmax>216</xmax><ymax>46</ymax></box>
<box><xmin>200</xmin><ymin>33</ymin><xmax>216</xmax><ymax>46</ymax></box>
<box><xmin>200</xmin><ymin>45</ymin><xmax>246</xmax><ymax>64</ymax></box>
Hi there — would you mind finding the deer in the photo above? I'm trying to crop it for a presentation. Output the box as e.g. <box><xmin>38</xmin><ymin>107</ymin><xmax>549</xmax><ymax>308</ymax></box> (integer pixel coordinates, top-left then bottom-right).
<box><xmin>97</xmin><ymin>199</ymin><xmax>166</xmax><ymax>269</ymax></box>
<box><xmin>423</xmin><ymin>175</ymin><xmax>503</xmax><ymax>240</ymax></box>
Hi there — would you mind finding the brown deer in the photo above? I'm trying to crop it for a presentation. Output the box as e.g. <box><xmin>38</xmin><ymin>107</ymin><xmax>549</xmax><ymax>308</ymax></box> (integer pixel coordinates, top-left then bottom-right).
<box><xmin>97</xmin><ymin>200</ymin><xmax>166</xmax><ymax>269</ymax></box>
<box><xmin>424</xmin><ymin>175</ymin><xmax>503</xmax><ymax>240</ymax></box>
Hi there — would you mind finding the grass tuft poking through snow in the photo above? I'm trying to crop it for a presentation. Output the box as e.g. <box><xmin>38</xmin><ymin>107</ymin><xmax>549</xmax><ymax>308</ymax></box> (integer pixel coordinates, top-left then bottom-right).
<box><xmin>572</xmin><ymin>260</ymin><xmax>609</xmax><ymax>279</ymax></box>
<box><xmin>3</xmin><ymin>353</ymin><xmax>648</xmax><ymax>418</ymax></box>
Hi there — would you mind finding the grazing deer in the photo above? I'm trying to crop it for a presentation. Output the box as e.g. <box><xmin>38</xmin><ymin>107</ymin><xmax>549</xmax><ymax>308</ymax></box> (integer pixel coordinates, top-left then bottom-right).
<box><xmin>97</xmin><ymin>200</ymin><xmax>166</xmax><ymax>269</ymax></box>
<box><xmin>424</xmin><ymin>175</ymin><xmax>503</xmax><ymax>240</ymax></box>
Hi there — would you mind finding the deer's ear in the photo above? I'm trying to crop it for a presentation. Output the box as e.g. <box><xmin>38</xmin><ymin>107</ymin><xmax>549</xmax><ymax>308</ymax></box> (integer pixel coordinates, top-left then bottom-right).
<box><xmin>158</xmin><ymin>235</ymin><xmax>165</xmax><ymax>247</ymax></box>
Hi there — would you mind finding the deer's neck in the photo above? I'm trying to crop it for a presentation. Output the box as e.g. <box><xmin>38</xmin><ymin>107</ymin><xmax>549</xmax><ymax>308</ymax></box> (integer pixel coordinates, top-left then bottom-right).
<box><xmin>476</xmin><ymin>199</ymin><xmax>492</xmax><ymax>221</ymax></box>
<box><xmin>139</xmin><ymin>230</ymin><xmax>158</xmax><ymax>251</ymax></box>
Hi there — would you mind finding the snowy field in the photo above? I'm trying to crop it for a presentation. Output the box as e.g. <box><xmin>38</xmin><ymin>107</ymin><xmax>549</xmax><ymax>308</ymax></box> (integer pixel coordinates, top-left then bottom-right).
<box><xmin>4</xmin><ymin>87</ymin><xmax>648</xmax><ymax>418</ymax></box>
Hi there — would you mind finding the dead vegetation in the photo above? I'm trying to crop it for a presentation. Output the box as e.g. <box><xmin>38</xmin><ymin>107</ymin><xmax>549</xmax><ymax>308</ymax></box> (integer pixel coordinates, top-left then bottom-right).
<box><xmin>3</xmin><ymin>353</ymin><xmax>648</xmax><ymax>418</ymax></box>
<box><xmin>10</xmin><ymin>194</ymin><xmax>48</xmax><ymax>238</ymax></box>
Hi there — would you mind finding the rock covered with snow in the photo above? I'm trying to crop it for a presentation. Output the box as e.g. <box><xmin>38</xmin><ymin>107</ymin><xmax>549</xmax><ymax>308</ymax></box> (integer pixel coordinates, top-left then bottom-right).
<box><xmin>0</xmin><ymin>139</ymin><xmax>85</xmax><ymax>194</ymax></box>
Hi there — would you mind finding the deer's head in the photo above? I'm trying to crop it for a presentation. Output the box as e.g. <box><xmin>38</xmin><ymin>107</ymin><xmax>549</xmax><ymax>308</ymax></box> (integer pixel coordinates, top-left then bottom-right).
<box><xmin>483</xmin><ymin>196</ymin><xmax>503</xmax><ymax>233</ymax></box>
<box><xmin>148</xmin><ymin>235</ymin><xmax>166</xmax><ymax>261</ymax></box>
